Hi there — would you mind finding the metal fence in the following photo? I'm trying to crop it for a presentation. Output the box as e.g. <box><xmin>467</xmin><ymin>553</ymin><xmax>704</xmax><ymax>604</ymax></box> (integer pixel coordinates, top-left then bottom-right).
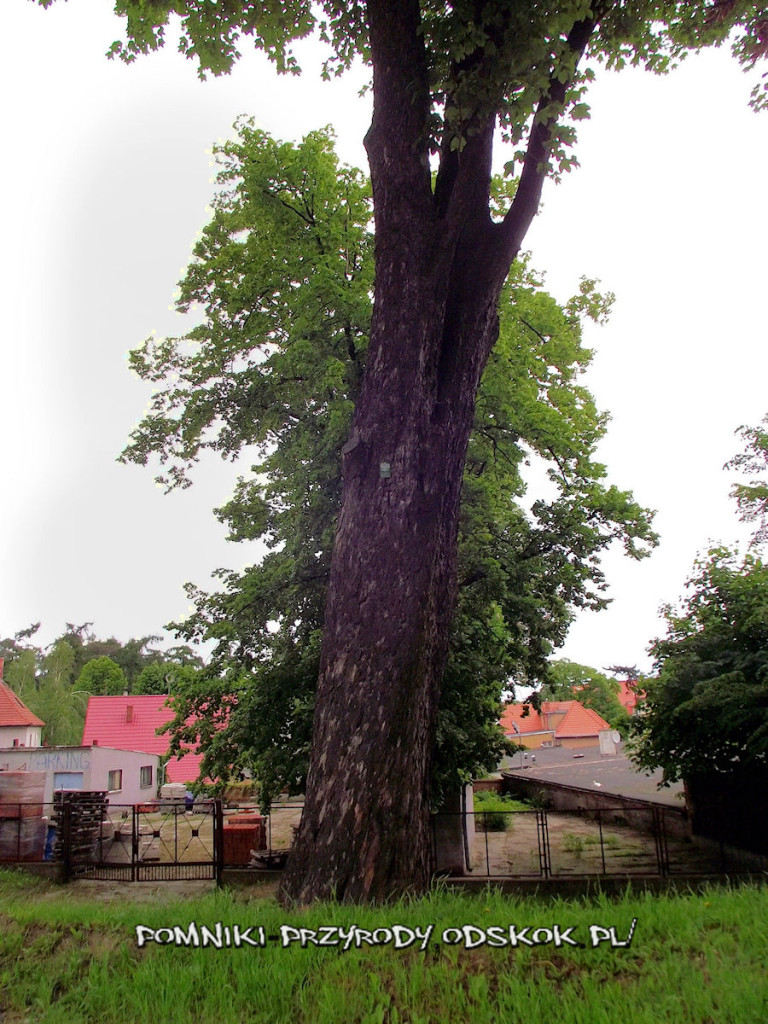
<box><xmin>2</xmin><ymin>798</ymin><xmax>765</xmax><ymax>882</ymax></box>
<box><xmin>0</xmin><ymin>796</ymin><xmax>223</xmax><ymax>882</ymax></box>
<box><xmin>430</xmin><ymin>806</ymin><xmax>766</xmax><ymax>878</ymax></box>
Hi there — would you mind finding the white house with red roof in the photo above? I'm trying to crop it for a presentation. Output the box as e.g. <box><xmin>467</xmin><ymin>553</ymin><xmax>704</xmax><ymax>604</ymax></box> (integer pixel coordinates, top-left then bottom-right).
<box><xmin>500</xmin><ymin>699</ymin><xmax>611</xmax><ymax>750</ymax></box>
<box><xmin>0</xmin><ymin>659</ymin><xmax>44</xmax><ymax>748</ymax></box>
<box><xmin>82</xmin><ymin>695</ymin><xmax>204</xmax><ymax>785</ymax></box>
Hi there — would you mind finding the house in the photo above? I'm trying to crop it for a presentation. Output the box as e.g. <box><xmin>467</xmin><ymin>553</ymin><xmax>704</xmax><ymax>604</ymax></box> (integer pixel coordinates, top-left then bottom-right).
<box><xmin>616</xmin><ymin>678</ymin><xmax>644</xmax><ymax>715</ymax></box>
<box><xmin>0</xmin><ymin>660</ymin><xmax>44</xmax><ymax>749</ymax></box>
<box><xmin>82</xmin><ymin>695</ymin><xmax>205</xmax><ymax>785</ymax></box>
<box><xmin>0</xmin><ymin>745</ymin><xmax>161</xmax><ymax>805</ymax></box>
<box><xmin>500</xmin><ymin>699</ymin><xmax>611</xmax><ymax>750</ymax></box>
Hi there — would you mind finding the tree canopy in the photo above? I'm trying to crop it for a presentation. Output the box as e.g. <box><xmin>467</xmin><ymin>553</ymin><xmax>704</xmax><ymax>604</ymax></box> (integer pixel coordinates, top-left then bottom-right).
<box><xmin>538</xmin><ymin>658</ymin><xmax>630</xmax><ymax>731</ymax></box>
<box><xmin>631</xmin><ymin>547</ymin><xmax>768</xmax><ymax>783</ymax></box>
<box><xmin>0</xmin><ymin>623</ymin><xmax>201</xmax><ymax>744</ymax></box>
<box><xmin>727</xmin><ymin>414</ymin><xmax>768</xmax><ymax>548</ymax></box>
<box><xmin>40</xmin><ymin>0</ymin><xmax>768</xmax><ymax>901</ymax></box>
<box><xmin>122</xmin><ymin>123</ymin><xmax>656</xmax><ymax>806</ymax></box>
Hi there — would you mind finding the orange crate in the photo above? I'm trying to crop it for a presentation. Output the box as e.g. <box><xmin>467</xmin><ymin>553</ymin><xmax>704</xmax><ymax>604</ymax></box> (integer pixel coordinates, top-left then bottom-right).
<box><xmin>222</xmin><ymin>824</ymin><xmax>262</xmax><ymax>865</ymax></box>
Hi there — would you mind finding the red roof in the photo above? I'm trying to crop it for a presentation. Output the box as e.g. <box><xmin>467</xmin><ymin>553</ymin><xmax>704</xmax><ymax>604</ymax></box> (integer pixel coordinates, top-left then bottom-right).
<box><xmin>82</xmin><ymin>695</ymin><xmax>204</xmax><ymax>784</ymax></box>
<box><xmin>0</xmin><ymin>679</ymin><xmax>45</xmax><ymax>729</ymax></box>
<box><xmin>617</xmin><ymin>679</ymin><xmax>644</xmax><ymax>714</ymax></box>
<box><xmin>500</xmin><ymin>702</ymin><xmax>546</xmax><ymax>735</ymax></box>
<box><xmin>552</xmin><ymin>701</ymin><xmax>610</xmax><ymax>737</ymax></box>
<box><xmin>500</xmin><ymin>699</ymin><xmax>610</xmax><ymax>740</ymax></box>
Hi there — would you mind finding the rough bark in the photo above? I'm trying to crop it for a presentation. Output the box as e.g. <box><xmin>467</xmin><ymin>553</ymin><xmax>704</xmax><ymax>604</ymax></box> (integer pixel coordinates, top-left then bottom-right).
<box><xmin>280</xmin><ymin>0</ymin><xmax>596</xmax><ymax>904</ymax></box>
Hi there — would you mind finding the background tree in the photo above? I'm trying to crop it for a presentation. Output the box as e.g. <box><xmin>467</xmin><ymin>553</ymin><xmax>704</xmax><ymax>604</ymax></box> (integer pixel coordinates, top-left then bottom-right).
<box><xmin>134</xmin><ymin>661</ymin><xmax>200</xmax><ymax>696</ymax></box>
<box><xmin>1</xmin><ymin>623</ymin><xmax>204</xmax><ymax>742</ymax></box>
<box><xmin>538</xmin><ymin>658</ymin><xmax>629</xmax><ymax>732</ymax></box>
<box><xmin>126</xmin><ymin>125</ymin><xmax>656</xmax><ymax>807</ymax></box>
<box><xmin>1</xmin><ymin>625</ymin><xmax>42</xmax><ymax>697</ymax></box>
<box><xmin>43</xmin><ymin>0</ymin><xmax>768</xmax><ymax>901</ymax></box>
<box><xmin>630</xmin><ymin>547</ymin><xmax>768</xmax><ymax>783</ymax></box>
<box><xmin>727</xmin><ymin>414</ymin><xmax>768</xmax><ymax>548</ymax></box>
<box><xmin>74</xmin><ymin>656</ymin><xmax>128</xmax><ymax>698</ymax></box>
<box><xmin>0</xmin><ymin>634</ymin><xmax>89</xmax><ymax>746</ymax></box>
<box><xmin>30</xmin><ymin>641</ymin><xmax>89</xmax><ymax>746</ymax></box>
<box><xmin>54</xmin><ymin>624</ymin><xmax>166</xmax><ymax>690</ymax></box>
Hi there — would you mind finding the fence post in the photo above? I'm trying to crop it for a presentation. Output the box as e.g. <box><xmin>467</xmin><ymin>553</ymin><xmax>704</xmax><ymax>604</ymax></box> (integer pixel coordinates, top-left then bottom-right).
<box><xmin>597</xmin><ymin>809</ymin><xmax>607</xmax><ymax>874</ymax></box>
<box><xmin>60</xmin><ymin>795</ymin><xmax>72</xmax><ymax>884</ymax></box>
<box><xmin>536</xmin><ymin>811</ymin><xmax>551</xmax><ymax>878</ymax></box>
<box><xmin>132</xmin><ymin>806</ymin><xmax>138</xmax><ymax>882</ymax></box>
<box><xmin>652</xmin><ymin>807</ymin><xmax>670</xmax><ymax>876</ymax></box>
<box><xmin>214</xmin><ymin>799</ymin><xmax>224</xmax><ymax>887</ymax></box>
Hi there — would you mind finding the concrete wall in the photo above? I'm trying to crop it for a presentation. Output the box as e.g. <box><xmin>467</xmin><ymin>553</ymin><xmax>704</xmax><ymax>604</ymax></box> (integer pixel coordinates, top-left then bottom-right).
<box><xmin>0</xmin><ymin>746</ymin><xmax>159</xmax><ymax>805</ymax></box>
<box><xmin>559</xmin><ymin>737</ymin><xmax>600</xmax><ymax>750</ymax></box>
<box><xmin>501</xmin><ymin>772</ymin><xmax>691</xmax><ymax>841</ymax></box>
<box><xmin>517</xmin><ymin>733</ymin><xmax>551</xmax><ymax>750</ymax></box>
<box><xmin>433</xmin><ymin>785</ymin><xmax>477</xmax><ymax>875</ymax></box>
<box><xmin>0</xmin><ymin>725</ymin><xmax>42</xmax><ymax>748</ymax></box>
<box><xmin>89</xmin><ymin>747</ymin><xmax>159</xmax><ymax>805</ymax></box>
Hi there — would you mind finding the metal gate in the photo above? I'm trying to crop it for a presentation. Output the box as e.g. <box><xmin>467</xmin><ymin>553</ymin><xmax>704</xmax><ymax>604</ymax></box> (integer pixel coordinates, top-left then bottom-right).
<box><xmin>58</xmin><ymin>795</ymin><xmax>222</xmax><ymax>882</ymax></box>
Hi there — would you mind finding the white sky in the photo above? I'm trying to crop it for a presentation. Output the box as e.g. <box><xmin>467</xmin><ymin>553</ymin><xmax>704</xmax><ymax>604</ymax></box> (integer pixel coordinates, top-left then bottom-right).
<box><xmin>1</xmin><ymin>0</ymin><xmax>766</xmax><ymax>676</ymax></box>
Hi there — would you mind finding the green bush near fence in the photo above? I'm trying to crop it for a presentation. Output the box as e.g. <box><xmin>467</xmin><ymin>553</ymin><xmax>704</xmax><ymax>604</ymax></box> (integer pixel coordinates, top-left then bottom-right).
<box><xmin>473</xmin><ymin>792</ymin><xmax>529</xmax><ymax>831</ymax></box>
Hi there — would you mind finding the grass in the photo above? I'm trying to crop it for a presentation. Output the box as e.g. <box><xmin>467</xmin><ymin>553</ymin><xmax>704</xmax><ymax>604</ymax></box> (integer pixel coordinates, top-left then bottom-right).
<box><xmin>0</xmin><ymin>870</ymin><xmax>766</xmax><ymax>1023</ymax></box>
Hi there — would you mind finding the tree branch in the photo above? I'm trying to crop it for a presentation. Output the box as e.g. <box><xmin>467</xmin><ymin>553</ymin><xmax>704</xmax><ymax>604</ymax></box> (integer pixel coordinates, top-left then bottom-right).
<box><xmin>363</xmin><ymin>0</ymin><xmax>433</xmax><ymax>242</ymax></box>
<box><xmin>497</xmin><ymin>15</ymin><xmax>598</xmax><ymax>263</ymax></box>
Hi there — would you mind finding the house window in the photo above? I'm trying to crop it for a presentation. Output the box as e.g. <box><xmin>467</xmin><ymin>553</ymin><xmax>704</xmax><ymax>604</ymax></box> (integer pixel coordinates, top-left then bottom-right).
<box><xmin>107</xmin><ymin>770</ymin><xmax>123</xmax><ymax>792</ymax></box>
<box><xmin>54</xmin><ymin>772</ymin><xmax>83</xmax><ymax>791</ymax></box>
<box><xmin>140</xmin><ymin>765</ymin><xmax>153</xmax><ymax>789</ymax></box>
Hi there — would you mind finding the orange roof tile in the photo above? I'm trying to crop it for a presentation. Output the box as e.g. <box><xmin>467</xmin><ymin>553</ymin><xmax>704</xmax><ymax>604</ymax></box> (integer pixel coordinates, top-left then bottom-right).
<box><xmin>0</xmin><ymin>680</ymin><xmax>45</xmax><ymax>729</ymax></box>
<box><xmin>617</xmin><ymin>679</ymin><xmax>645</xmax><ymax>714</ymax></box>
<box><xmin>500</xmin><ymin>702</ymin><xmax>546</xmax><ymax>735</ymax></box>
<box><xmin>551</xmin><ymin>701</ymin><xmax>610</xmax><ymax>737</ymax></box>
<box><xmin>500</xmin><ymin>699</ymin><xmax>610</xmax><ymax>740</ymax></box>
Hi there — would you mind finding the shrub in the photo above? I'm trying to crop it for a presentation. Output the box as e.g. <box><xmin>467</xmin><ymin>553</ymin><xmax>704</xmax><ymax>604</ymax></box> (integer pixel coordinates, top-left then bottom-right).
<box><xmin>473</xmin><ymin>792</ymin><xmax>527</xmax><ymax>832</ymax></box>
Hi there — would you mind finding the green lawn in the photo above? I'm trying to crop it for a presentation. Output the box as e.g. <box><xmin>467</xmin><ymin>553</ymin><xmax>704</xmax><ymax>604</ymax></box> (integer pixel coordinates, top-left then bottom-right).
<box><xmin>0</xmin><ymin>870</ymin><xmax>766</xmax><ymax>1023</ymax></box>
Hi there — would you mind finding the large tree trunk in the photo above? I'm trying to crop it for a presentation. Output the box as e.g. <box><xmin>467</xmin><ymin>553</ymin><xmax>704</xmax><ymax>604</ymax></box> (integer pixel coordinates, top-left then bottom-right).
<box><xmin>280</xmin><ymin>0</ymin><xmax>594</xmax><ymax>904</ymax></box>
<box><xmin>280</xmin><ymin>276</ymin><xmax>504</xmax><ymax>903</ymax></box>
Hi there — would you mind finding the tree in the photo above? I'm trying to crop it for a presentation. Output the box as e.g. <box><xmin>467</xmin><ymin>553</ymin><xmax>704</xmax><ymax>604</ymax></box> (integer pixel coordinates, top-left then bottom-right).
<box><xmin>727</xmin><ymin>414</ymin><xmax>768</xmax><ymax>548</ymax></box>
<box><xmin>134</xmin><ymin>661</ymin><xmax>199</xmax><ymax>695</ymax></box>
<box><xmin>538</xmin><ymin>659</ymin><xmax>629</xmax><ymax>731</ymax></box>
<box><xmin>125</xmin><ymin>124</ymin><xmax>654</xmax><ymax>813</ymax></box>
<box><xmin>1</xmin><ymin>625</ymin><xmax>42</xmax><ymax>697</ymax></box>
<box><xmin>75</xmin><ymin>656</ymin><xmax>128</xmax><ymax>697</ymax></box>
<box><xmin>31</xmin><ymin>641</ymin><xmax>89</xmax><ymax>746</ymax></box>
<box><xmin>631</xmin><ymin>547</ymin><xmax>768</xmax><ymax>783</ymax></box>
<box><xmin>54</xmin><ymin>624</ymin><xmax>166</xmax><ymax>689</ymax></box>
<box><xmin>43</xmin><ymin>0</ymin><xmax>768</xmax><ymax>902</ymax></box>
<box><xmin>0</xmin><ymin>635</ymin><xmax>90</xmax><ymax>746</ymax></box>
